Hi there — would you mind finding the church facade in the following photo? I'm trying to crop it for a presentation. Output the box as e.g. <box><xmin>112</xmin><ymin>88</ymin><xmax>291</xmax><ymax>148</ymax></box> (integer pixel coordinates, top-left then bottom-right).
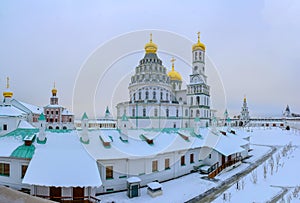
<box><xmin>116</xmin><ymin>33</ymin><xmax>211</xmax><ymax>130</ymax></box>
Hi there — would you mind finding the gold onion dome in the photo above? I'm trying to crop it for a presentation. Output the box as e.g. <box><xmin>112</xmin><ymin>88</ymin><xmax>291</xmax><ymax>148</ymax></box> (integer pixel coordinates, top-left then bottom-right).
<box><xmin>52</xmin><ymin>82</ymin><xmax>57</xmax><ymax>95</ymax></box>
<box><xmin>3</xmin><ymin>77</ymin><xmax>13</xmax><ymax>98</ymax></box>
<box><xmin>192</xmin><ymin>32</ymin><xmax>206</xmax><ymax>51</ymax></box>
<box><xmin>144</xmin><ymin>33</ymin><xmax>158</xmax><ymax>54</ymax></box>
<box><xmin>168</xmin><ymin>58</ymin><xmax>182</xmax><ymax>81</ymax></box>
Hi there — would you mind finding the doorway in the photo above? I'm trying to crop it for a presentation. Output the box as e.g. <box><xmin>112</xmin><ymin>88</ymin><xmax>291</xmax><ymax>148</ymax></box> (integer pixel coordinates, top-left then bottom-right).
<box><xmin>50</xmin><ymin>187</ymin><xmax>61</xmax><ymax>202</ymax></box>
<box><xmin>73</xmin><ymin>187</ymin><xmax>84</xmax><ymax>201</ymax></box>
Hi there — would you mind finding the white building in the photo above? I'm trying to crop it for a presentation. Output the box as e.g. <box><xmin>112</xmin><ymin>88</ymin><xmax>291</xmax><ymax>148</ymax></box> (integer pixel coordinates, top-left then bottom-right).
<box><xmin>116</xmin><ymin>33</ymin><xmax>210</xmax><ymax>130</ymax></box>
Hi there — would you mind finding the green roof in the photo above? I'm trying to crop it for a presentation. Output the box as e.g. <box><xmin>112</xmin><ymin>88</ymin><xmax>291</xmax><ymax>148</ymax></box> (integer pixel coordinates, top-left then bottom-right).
<box><xmin>11</xmin><ymin>144</ymin><xmax>35</xmax><ymax>159</ymax></box>
<box><xmin>105</xmin><ymin>106</ymin><xmax>110</xmax><ymax>114</ymax></box>
<box><xmin>121</xmin><ymin>113</ymin><xmax>128</xmax><ymax>121</ymax></box>
<box><xmin>4</xmin><ymin>128</ymin><xmax>39</xmax><ymax>139</ymax></box>
<box><xmin>81</xmin><ymin>112</ymin><xmax>89</xmax><ymax>120</ymax></box>
<box><xmin>39</xmin><ymin>113</ymin><xmax>46</xmax><ymax>121</ymax></box>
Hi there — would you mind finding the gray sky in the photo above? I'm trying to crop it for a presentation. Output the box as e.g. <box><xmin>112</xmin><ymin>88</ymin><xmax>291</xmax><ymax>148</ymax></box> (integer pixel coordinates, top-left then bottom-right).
<box><xmin>0</xmin><ymin>0</ymin><xmax>299</xmax><ymax>118</ymax></box>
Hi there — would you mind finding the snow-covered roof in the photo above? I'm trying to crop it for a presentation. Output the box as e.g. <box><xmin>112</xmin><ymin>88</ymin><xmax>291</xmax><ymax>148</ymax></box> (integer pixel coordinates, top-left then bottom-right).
<box><xmin>83</xmin><ymin>127</ymin><xmax>248</xmax><ymax>160</ymax></box>
<box><xmin>0</xmin><ymin>105</ymin><xmax>26</xmax><ymax>117</ymax></box>
<box><xmin>127</xmin><ymin>177</ymin><xmax>141</xmax><ymax>183</ymax></box>
<box><xmin>17</xmin><ymin>120</ymin><xmax>35</xmax><ymax>129</ymax></box>
<box><xmin>22</xmin><ymin>131</ymin><xmax>102</xmax><ymax>187</ymax></box>
<box><xmin>44</xmin><ymin>104</ymin><xmax>63</xmax><ymax>108</ymax></box>
<box><xmin>147</xmin><ymin>182</ymin><xmax>162</xmax><ymax>190</ymax></box>
<box><xmin>15</xmin><ymin>100</ymin><xmax>43</xmax><ymax>115</ymax></box>
<box><xmin>62</xmin><ymin>109</ymin><xmax>74</xmax><ymax>116</ymax></box>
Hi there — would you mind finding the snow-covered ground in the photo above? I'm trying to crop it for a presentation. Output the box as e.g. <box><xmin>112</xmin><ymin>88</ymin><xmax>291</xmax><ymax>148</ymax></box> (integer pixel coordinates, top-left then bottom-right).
<box><xmin>98</xmin><ymin>128</ymin><xmax>300</xmax><ymax>203</ymax></box>
<box><xmin>213</xmin><ymin>127</ymin><xmax>300</xmax><ymax>203</ymax></box>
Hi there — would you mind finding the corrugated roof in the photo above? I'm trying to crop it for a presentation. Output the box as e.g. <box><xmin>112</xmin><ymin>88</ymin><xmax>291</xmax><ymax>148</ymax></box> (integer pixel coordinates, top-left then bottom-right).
<box><xmin>11</xmin><ymin>144</ymin><xmax>35</xmax><ymax>159</ymax></box>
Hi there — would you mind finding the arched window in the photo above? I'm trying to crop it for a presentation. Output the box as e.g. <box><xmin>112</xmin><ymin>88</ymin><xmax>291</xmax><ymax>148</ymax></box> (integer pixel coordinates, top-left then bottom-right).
<box><xmin>69</xmin><ymin>118</ymin><xmax>72</xmax><ymax>122</ymax></box>
<box><xmin>160</xmin><ymin>92</ymin><xmax>163</xmax><ymax>100</ymax></box>
<box><xmin>132</xmin><ymin>109</ymin><xmax>135</xmax><ymax>117</ymax></box>
<box><xmin>185</xmin><ymin>109</ymin><xmax>188</xmax><ymax>117</ymax></box>
<box><xmin>133</xmin><ymin>93</ymin><xmax>136</xmax><ymax>101</ymax></box>
<box><xmin>153</xmin><ymin>91</ymin><xmax>156</xmax><ymax>100</ymax></box>
<box><xmin>166</xmin><ymin>109</ymin><xmax>169</xmax><ymax>117</ymax></box>
<box><xmin>191</xmin><ymin>110</ymin><xmax>193</xmax><ymax>117</ymax></box>
<box><xmin>143</xmin><ymin>108</ymin><xmax>146</xmax><ymax>117</ymax></box>
<box><xmin>191</xmin><ymin>97</ymin><xmax>193</xmax><ymax>105</ymax></box>
<box><xmin>196</xmin><ymin>96</ymin><xmax>200</xmax><ymax>105</ymax></box>
<box><xmin>176</xmin><ymin>109</ymin><xmax>179</xmax><ymax>117</ymax></box>
<box><xmin>139</xmin><ymin>91</ymin><xmax>141</xmax><ymax>100</ymax></box>
<box><xmin>145</xmin><ymin>91</ymin><xmax>149</xmax><ymax>100</ymax></box>
<box><xmin>56</xmin><ymin>126</ymin><xmax>59</xmax><ymax>129</ymax></box>
<box><xmin>196</xmin><ymin>110</ymin><xmax>200</xmax><ymax>117</ymax></box>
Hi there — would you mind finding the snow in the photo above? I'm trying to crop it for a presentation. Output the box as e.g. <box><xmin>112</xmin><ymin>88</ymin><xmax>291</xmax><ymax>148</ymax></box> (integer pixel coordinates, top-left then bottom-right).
<box><xmin>18</xmin><ymin>120</ymin><xmax>35</xmax><ymax>129</ymax></box>
<box><xmin>213</xmin><ymin>127</ymin><xmax>300</xmax><ymax>203</ymax></box>
<box><xmin>147</xmin><ymin>182</ymin><xmax>162</xmax><ymax>190</ymax></box>
<box><xmin>127</xmin><ymin>177</ymin><xmax>141</xmax><ymax>183</ymax></box>
<box><xmin>61</xmin><ymin>109</ymin><xmax>74</xmax><ymax>115</ymax></box>
<box><xmin>17</xmin><ymin>100</ymin><xmax>43</xmax><ymax>114</ymax></box>
<box><xmin>98</xmin><ymin>127</ymin><xmax>300</xmax><ymax>203</ymax></box>
<box><xmin>0</xmin><ymin>136</ymin><xmax>23</xmax><ymax>156</ymax></box>
<box><xmin>22</xmin><ymin>131</ymin><xmax>102</xmax><ymax>187</ymax></box>
<box><xmin>99</xmin><ymin>173</ymin><xmax>215</xmax><ymax>203</ymax></box>
<box><xmin>0</xmin><ymin>105</ymin><xmax>26</xmax><ymax>117</ymax></box>
<box><xmin>84</xmin><ymin>128</ymin><xmax>247</xmax><ymax>160</ymax></box>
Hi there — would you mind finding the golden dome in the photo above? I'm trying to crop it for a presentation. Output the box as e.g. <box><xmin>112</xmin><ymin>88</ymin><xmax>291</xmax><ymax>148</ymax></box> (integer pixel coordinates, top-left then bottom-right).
<box><xmin>192</xmin><ymin>32</ymin><xmax>206</xmax><ymax>51</ymax></box>
<box><xmin>52</xmin><ymin>82</ymin><xmax>57</xmax><ymax>95</ymax></box>
<box><xmin>144</xmin><ymin>33</ymin><xmax>158</xmax><ymax>54</ymax></box>
<box><xmin>168</xmin><ymin>58</ymin><xmax>182</xmax><ymax>81</ymax></box>
<box><xmin>3</xmin><ymin>77</ymin><xmax>13</xmax><ymax>98</ymax></box>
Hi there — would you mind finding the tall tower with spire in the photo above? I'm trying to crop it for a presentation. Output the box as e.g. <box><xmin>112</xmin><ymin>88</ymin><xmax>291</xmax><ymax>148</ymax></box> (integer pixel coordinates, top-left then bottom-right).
<box><xmin>186</xmin><ymin>32</ymin><xmax>210</xmax><ymax>127</ymax></box>
<box><xmin>50</xmin><ymin>82</ymin><xmax>58</xmax><ymax>105</ymax></box>
<box><xmin>240</xmin><ymin>96</ymin><xmax>250</xmax><ymax>125</ymax></box>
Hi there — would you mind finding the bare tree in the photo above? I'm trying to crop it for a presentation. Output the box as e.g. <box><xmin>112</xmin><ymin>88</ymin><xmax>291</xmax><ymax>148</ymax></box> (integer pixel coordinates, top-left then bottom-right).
<box><xmin>269</xmin><ymin>156</ymin><xmax>274</xmax><ymax>175</ymax></box>
<box><xmin>250</xmin><ymin>170</ymin><xmax>258</xmax><ymax>184</ymax></box>
<box><xmin>263</xmin><ymin>162</ymin><xmax>268</xmax><ymax>179</ymax></box>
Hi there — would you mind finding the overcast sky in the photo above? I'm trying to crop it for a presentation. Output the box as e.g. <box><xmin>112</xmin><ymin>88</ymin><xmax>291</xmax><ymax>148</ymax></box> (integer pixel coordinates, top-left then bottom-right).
<box><xmin>0</xmin><ymin>0</ymin><xmax>299</xmax><ymax>118</ymax></box>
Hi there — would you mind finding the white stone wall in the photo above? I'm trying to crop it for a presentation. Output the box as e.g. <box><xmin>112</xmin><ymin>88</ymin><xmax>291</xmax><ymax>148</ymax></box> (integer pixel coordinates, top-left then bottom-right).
<box><xmin>0</xmin><ymin>157</ymin><xmax>30</xmax><ymax>190</ymax></box>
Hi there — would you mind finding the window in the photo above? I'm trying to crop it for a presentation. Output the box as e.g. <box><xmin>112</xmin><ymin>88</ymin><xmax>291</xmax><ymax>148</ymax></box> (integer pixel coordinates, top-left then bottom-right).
<box><xmin>51</xmin><ymin>111</ymin><xmax>53</xmax><ymax>114</ymax></box>
<box><xmin>209</xmin><ymin>154</ymin><xmax>212</xmax><ymax>159</ymax></box>
<box><xmin>0</xmin><ymin>163</ymin><xmax>10</xmax><ymax>176</ymax></box>
<box><xmin>166</xmin><ymin>93</ymin><xmax>169</xmax><ymax>101</ymax></box>
<box><xmin>106</xmin><ymin>166</ymin><xmax>113</xmax><ymax>179</ymax></box>
<box><xmin>152</xmin><ymin>160</ymin><xmax>158</xmax><ymax>172</ymax></box>
<box><xmin>196</xmin><ymin>96</ymin><xmax>200</xmax><ymax>105</ymax></box>
<box><xmin>3</xmin><ymin>124</ymin><xmax>7</xmax><ymax>131</ymax></box>
<box><xmin>133</xmin><ymin>93</ymin><xmax>136</xmax><ymax>101</ymax></box>
<box><xmin>145</xmin><ymin>91</ymin><xmax>149</xmax><ymax>100</ymax></box>
<box><xmin>154</xmin><ymin>108</ymin><xmax>158</xmax><ymax>117</ymax></box>
<box><xmin>181</xmin><ymin>156</ymin><xmax>185</xmax><ymax>166</ymax></box>
<box><xmin>160</xmin><ymin>92</ymin><xmax>163</xmax><ymax>100</ymax></box>
<box><xmin>166</xmin><ymin>109</ymin><xmax>169</xmax><ymax>117</ymax></box>
<box><xmin>139</xmin><ymin>91</ymin><xmax>141</xmax><ymax>100</ymax></box>
<box><xmin>196</xmin><ymin>110</ymin><xmax>200</xmax><ymax>117</ymax></box>
<box><xmin>176</xmin><ymin>109</ymin><xmax>179</xmax><ymax>117</ymax></box>
<box><xmin>153</xmin><ymin>91</ymin><xmax>156</xmax><ymax>100</ymax></box>
<box><xmin>21</xmin><ymin>165</ymin><xmax>28</xmax><ymax>179</ymax></box>
<box><xmin>46</xmin><ymin>110</ymin><xmax>49</xmax><ymax>114</ymax></box>
<box><xmin>191</xmin><ymin>97</ymin><xmax>193</xmax><ymax>105</ymax></box>
<box><xmin>191</xmin><ymin>110</ymin><xmax>193</xmax><ymax>118</ymax></box>
<box><xmin>56</xmin><ymin>110</ymin><xmax>59</xmax><ymax>115</ymax></box>
<box><xmin>132</xmin><ymin>109</ymin><xmax>135</xmax><ymax>117</ymax></box>
<box><xmin>185</xmin><ymin>109</ymin><xmax>188</xmax><ymax>117</ymax></box>
<box><xmin>165</xmin><ymin>158</ymin><xmax>170</xmax><ymax>170</ymax></box>
<box><xmin>143</xmin><ymin>108</ymin><xmax>146</xmax><ymax>117</ymax></box>
<box><xmin>190</xmin><ymin>154</ymin><xmax>194</xmax><ymax>163</ymax></box>
<box><xmin>69</xmin><ymin>118</ymin><xmax>72</xmax><ymax>122</ymax></box>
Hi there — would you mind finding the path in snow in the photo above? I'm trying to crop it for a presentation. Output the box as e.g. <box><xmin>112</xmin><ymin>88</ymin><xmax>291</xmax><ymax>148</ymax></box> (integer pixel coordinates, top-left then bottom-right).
<box><xmin>187</xmin><ymin>145</ymin><xmax>278</xmax><ymax>203</ymax></box>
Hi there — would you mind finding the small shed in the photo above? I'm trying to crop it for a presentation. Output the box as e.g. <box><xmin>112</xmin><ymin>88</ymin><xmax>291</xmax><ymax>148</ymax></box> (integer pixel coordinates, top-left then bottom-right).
<box><xmin>147</xmin><ymin>182</ymin><xmax>163</xmax><ymax>198</ymax></box>
<box><xmin>127</xmin><ymin>177</ymin><xmax>141</xmax><ymax>198</ymax></box>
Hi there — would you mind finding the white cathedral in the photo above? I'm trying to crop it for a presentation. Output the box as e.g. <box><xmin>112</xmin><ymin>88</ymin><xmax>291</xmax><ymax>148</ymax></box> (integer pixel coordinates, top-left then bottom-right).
<box><xmin>116</xmin><ymin>33</ymin><xmax>211</xmax><ymax>130</ymax></box>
